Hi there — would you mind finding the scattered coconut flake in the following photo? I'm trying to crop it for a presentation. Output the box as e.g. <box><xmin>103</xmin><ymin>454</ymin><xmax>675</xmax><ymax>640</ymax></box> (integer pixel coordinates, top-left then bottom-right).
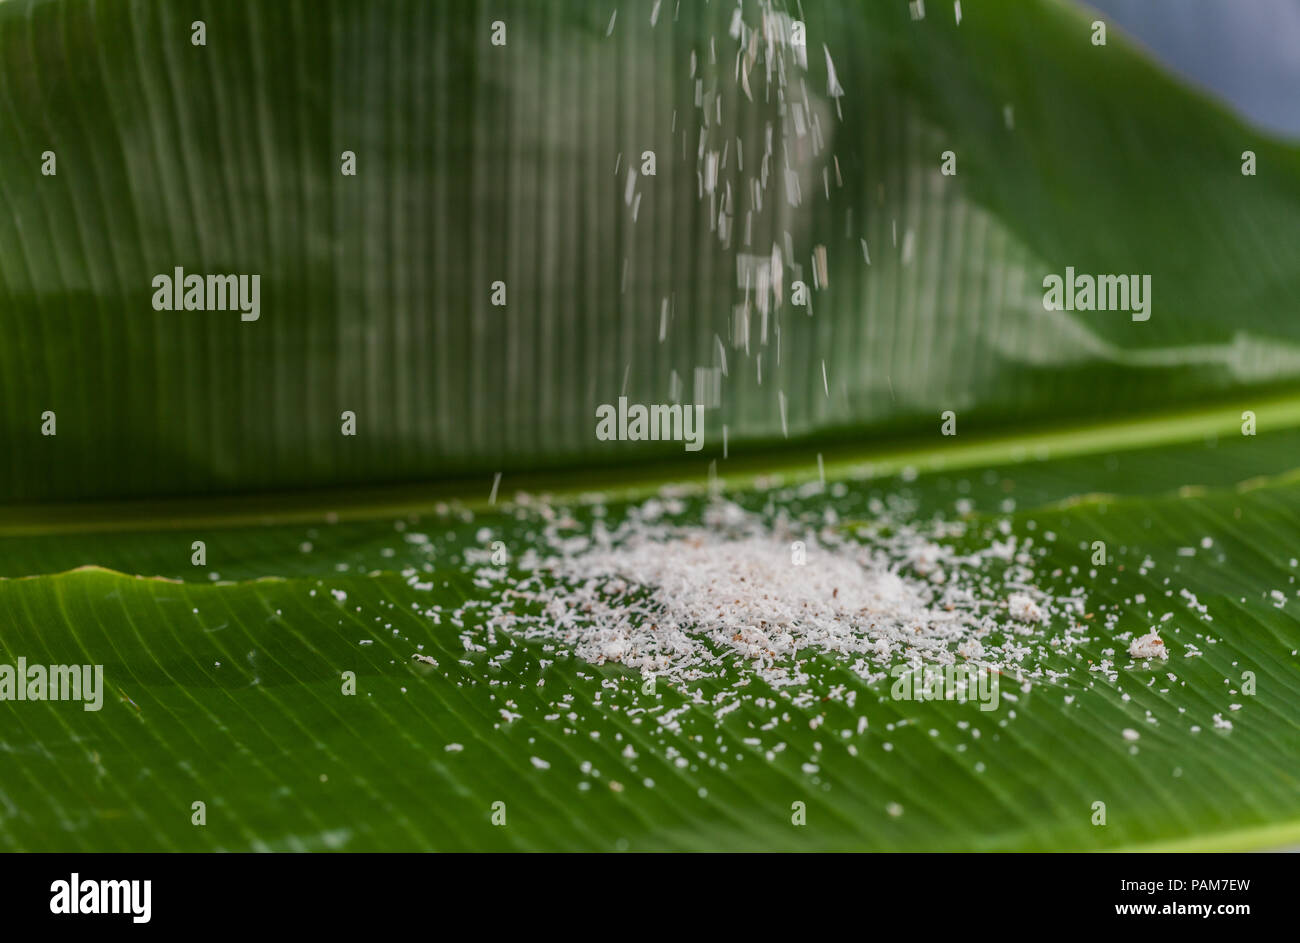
<box><xmin>1128</xmin><ymin>630</ymin><xmax>1168</xmax><ymax>661</ymax></box>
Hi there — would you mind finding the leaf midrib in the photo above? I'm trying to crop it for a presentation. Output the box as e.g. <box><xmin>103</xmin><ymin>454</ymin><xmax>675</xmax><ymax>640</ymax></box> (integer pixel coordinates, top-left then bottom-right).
<box><xmin>4</xmin><ymin>388</ymin><xmax>1300</xmax><ymax>537</ymax></box>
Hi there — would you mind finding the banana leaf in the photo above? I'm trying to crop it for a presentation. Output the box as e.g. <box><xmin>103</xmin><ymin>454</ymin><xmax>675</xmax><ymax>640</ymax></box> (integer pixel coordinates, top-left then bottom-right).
<box><xmin>0</xmin><ymin>0</ymin><xmax>1297</xmax><ymax>851</ymax></box>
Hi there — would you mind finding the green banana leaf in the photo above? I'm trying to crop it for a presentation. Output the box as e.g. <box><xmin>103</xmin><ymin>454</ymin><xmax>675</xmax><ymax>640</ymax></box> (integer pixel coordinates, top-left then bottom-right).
<box><xmin>4</xmin><ymin>420</ymin><xmax>1300</xmax><ymax>852</ymax></box>
<box><xmin>1</xmin><ymin>0</ymin><xmax>1298</xmax><ymax>851</ymax></box>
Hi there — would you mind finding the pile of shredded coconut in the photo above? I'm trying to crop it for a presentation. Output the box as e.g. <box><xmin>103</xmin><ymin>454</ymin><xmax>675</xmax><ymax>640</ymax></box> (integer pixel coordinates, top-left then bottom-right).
<box><xmin>475</xmin><ymin>498</ymin><xmax>1080</xmax><ymax>688</ymax></box>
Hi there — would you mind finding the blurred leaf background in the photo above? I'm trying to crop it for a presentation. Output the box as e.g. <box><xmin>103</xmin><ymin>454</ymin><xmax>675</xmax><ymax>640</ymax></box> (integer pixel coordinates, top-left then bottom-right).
<box><xmin>2</xmin><ymin>0</ymin><xmax>1298</xmax><ymax>502</ymax></box>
